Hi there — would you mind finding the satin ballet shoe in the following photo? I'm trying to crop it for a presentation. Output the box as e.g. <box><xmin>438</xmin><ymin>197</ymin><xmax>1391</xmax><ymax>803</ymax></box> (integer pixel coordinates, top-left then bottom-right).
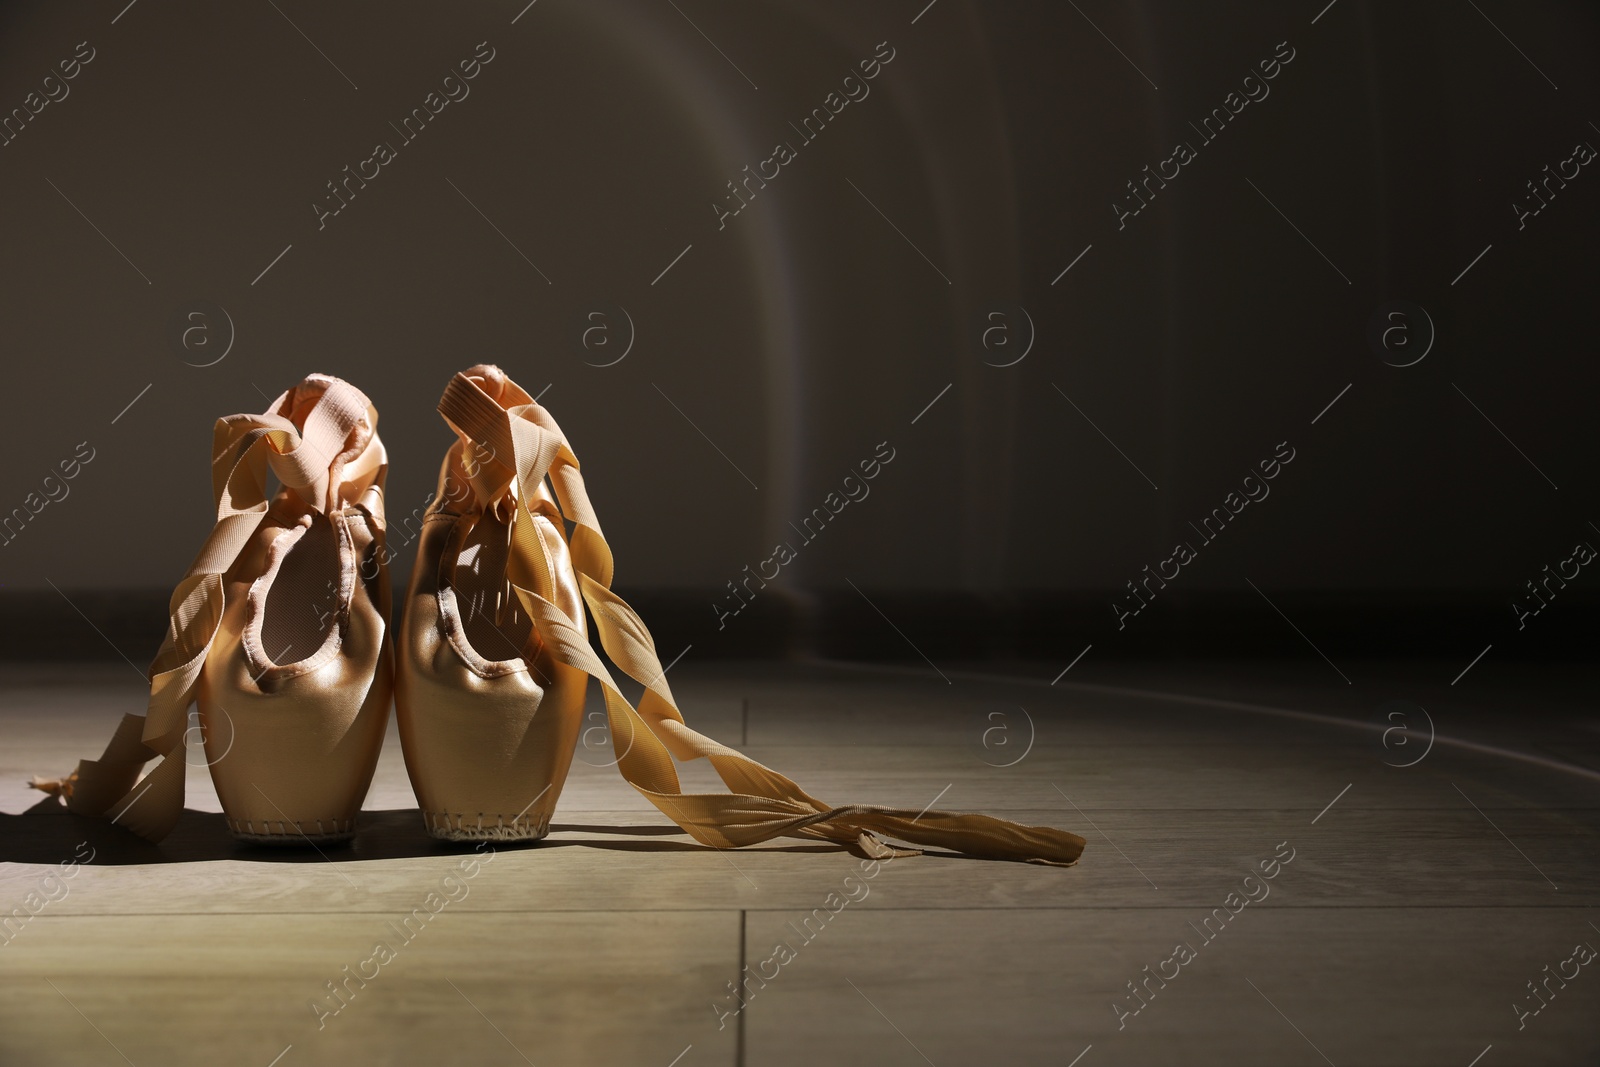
<box><xmin>399</xmin><ymin>365</ymin><xmax>1087</xmax><ymax>865</ymax></box>
<box><xmin>33</xmin><ymin>374</ymin><xmax>393</xmax><ymax>845</ymax></box>
<box><xmin>396</xmin><ymin>366</ymin><xmax>586</xmax><ymax>841</ymax></box>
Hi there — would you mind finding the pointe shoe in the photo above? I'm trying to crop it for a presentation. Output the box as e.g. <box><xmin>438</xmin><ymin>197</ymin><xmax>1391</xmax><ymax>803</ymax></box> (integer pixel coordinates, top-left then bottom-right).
<box><xmin>399</xmin><ymin>365</ymin><xmax>1086</xmax><ymax>866</ymax></box>
<box><xmin>34</xmin><ymin>374</ymin><xmax>393</xmax><ymax>844</ymax></box>
<box><xmin>396</xmin><ymin>365</ymin><xmax>585</xmax><ymax>841</ymax></box>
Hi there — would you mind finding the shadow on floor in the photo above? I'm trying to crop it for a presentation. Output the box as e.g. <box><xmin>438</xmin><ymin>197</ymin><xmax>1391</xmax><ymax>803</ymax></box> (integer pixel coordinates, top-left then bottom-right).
<box><xmin>0</xmin><ymin>798</ymin><xmax>846</xmax><ymax>864</ymax></box>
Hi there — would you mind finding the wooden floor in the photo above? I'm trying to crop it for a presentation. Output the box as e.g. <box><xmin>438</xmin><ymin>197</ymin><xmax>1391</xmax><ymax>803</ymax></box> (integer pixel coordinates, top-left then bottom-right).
<box><xmin>2</xmin><ymin>659</ymin><xmax>1597</xmax><ymax>1066</ymax></box>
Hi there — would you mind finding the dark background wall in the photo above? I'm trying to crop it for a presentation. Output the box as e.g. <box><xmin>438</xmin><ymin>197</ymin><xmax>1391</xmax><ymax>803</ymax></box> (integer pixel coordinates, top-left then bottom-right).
<box><xmin>1</xmin><ymin>1</ymin><xmax>1595</xmax><ymax>661</ymax></box>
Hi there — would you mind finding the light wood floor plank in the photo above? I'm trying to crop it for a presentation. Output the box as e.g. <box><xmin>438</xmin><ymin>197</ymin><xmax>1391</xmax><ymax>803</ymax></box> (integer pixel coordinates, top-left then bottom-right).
<box><xmin>741</xmin><ymin>906</ymin><xmax>1600</xmax><ymax>1066</ymax></box>
<box><xmin>0</xmin><ymin>912</ymin><xmax>738</xmax><ymax>1067</ymax></box>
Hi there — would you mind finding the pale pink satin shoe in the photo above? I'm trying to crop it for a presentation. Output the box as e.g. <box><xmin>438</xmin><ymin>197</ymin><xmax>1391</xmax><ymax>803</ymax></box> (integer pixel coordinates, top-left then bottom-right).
<box><xmin>396</xmin><ymin>366</ymin><xmax>586</xmax><ymax>841</ymax></box>
<box><xmin>396</xmin><ymin>365</ymin><xmax>1087</xmax><ymax>866</ymax></box>
<box><xmin>35</xmin><ymin>374</ymin><xmax>393</xmax><ymax>844</ymax></box>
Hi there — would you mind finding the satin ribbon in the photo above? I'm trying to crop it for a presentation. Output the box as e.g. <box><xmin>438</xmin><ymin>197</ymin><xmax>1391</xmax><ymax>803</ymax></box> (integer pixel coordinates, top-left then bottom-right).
<box><xmin>32</xmin><ymin>377</ymin><xmax>381</xmax><ymax>842</ymax></box>
<box><xmin>438</xmin><ymin>371</ymin><xmax>1086</xmax><ymax>866</ymax></box>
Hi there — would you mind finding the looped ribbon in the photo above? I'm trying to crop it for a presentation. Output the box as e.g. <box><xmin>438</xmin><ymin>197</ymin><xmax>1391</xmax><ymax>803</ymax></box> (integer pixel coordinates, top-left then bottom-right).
<box><xmin>439</xmin><ymin>370</ymin><xmax>1086</xmax><ymax>865</ymax></box>
<box><xmin>32</xmin><ymin>376</ymin><xmax>382</xmax><ymax>842</ymax></box>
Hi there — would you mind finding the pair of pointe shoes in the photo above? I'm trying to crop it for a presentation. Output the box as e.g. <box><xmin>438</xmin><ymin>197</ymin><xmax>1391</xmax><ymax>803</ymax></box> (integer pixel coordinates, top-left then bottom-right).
<box><xmin>35</xmin><ymin>367</ymin><xmax>1085</xmax><ymax>866</ymax></box>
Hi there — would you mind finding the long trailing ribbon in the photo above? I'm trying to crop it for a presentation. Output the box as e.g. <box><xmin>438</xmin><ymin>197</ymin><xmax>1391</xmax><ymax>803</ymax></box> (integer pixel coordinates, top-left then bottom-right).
<box><xmin>32</xmin><ymin>376</ymin><xmax>381</xmax><ymax>842</ymax></box>
<box><xmin>438</xmin><ymin>369</ymin><xmax>1086</xmax><ymax>866</ymax></box>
